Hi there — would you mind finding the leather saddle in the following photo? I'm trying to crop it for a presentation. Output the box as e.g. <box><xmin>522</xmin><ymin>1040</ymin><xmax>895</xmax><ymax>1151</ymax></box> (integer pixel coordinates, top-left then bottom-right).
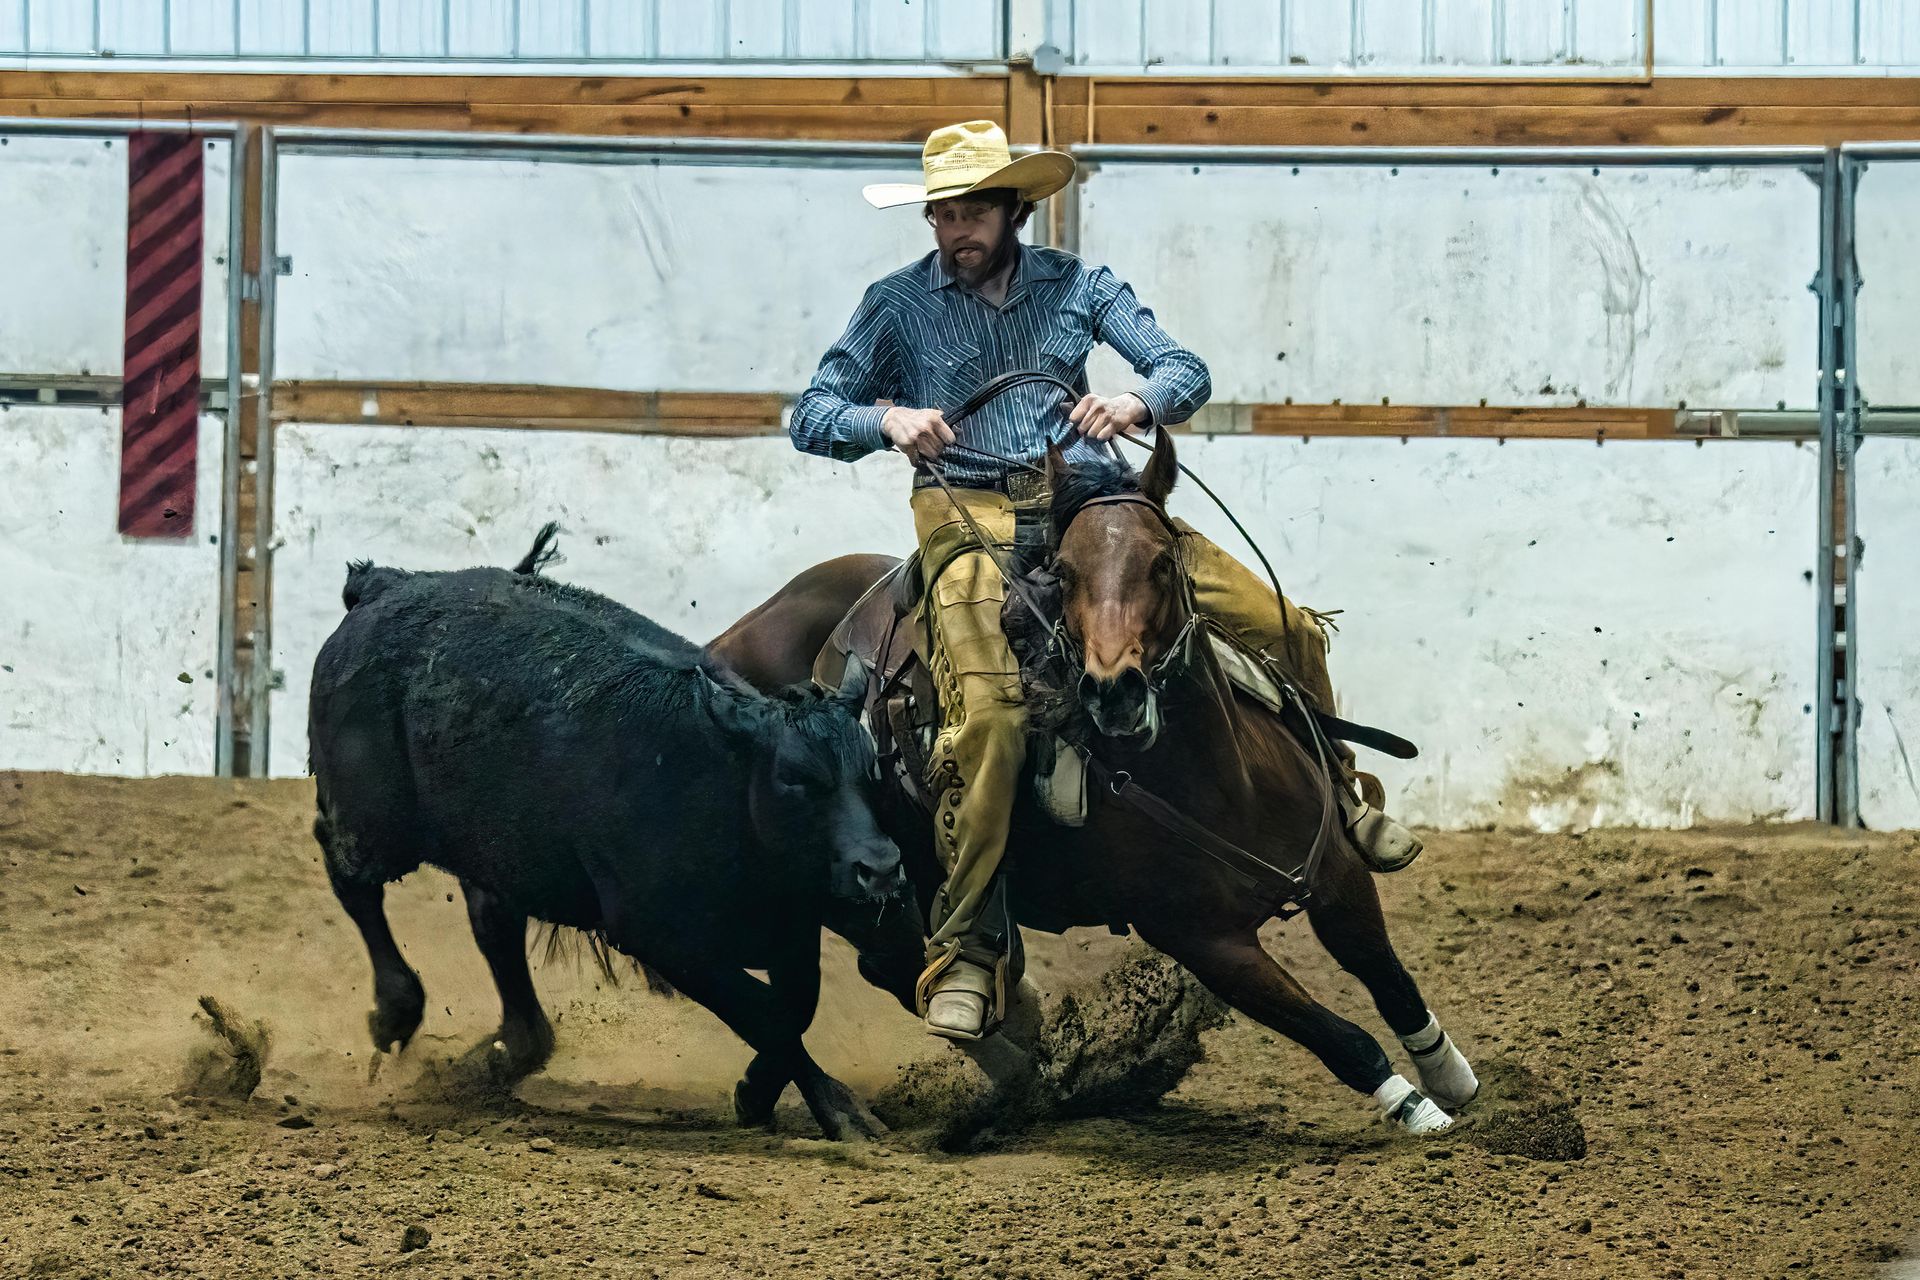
<box><xmin>806</xmin><ymin>554</ymin><xmax>1419</xmax><ymax>830</ymax></box>
<box><xmin>808</xmin><ymin>552</ymin><xmax>962</xmax><ymax>816</ymax></box>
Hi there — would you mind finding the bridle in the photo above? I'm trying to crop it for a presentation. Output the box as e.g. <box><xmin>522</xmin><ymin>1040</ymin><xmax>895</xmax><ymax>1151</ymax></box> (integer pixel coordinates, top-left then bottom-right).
<box><xmin>908</xmin><ymin>371</ymin><xmax>1324</xmax><ymax>914</ymax></box>
<box><xmin>1067</xmin><ymin>491</ymin><xmax>1202</xmax><ymax>699</ymax></box>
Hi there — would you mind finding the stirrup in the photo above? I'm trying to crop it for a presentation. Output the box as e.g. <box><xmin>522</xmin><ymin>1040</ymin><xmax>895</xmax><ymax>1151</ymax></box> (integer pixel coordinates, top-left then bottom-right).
<box><xmin>1347</xmin><ymin>801</ymin><xmax>1423</xmax><ymax>873</ymax></box>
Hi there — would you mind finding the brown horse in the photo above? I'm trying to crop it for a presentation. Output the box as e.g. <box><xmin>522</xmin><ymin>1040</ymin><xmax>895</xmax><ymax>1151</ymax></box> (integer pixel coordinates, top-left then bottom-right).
<box><xmin>708</xmin><ymin>430</ymin><xmax>1477</xmax><ymax>1134</ymax></box>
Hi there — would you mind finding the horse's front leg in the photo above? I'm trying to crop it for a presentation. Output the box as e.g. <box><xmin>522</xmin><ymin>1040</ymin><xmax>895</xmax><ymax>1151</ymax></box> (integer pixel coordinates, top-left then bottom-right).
<box><xmin>1137</xmin><ymin>922</ymin><xmax>1454</xmax><ymax>1134</ymax></box>
<box><xmin>1302</xmin><ymin>845</ymin><xmax>1479</xmax><ymax>1111</ymax></box>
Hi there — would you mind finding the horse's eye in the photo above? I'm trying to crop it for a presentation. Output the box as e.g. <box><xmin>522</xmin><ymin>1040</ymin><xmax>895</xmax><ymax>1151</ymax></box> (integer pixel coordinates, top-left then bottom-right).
<box><xmin>1150</xmin><ymin>552</ymin><xmax>1177</xmax><ymax>581</ymax></box>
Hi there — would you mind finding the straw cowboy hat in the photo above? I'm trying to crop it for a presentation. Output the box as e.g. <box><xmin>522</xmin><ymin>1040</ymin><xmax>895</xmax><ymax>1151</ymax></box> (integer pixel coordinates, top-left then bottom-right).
<box><xmin>863</xmin><ymin>119</ymin><xmax>1075</xmax><ymax>210</ymax></box>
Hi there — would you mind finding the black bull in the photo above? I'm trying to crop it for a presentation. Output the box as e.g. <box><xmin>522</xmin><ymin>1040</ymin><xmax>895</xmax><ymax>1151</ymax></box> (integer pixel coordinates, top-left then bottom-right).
<box><xmin>308</xmin><ymin>544</ymin><xmax>913</xmax><ymax>1140</ymax></box>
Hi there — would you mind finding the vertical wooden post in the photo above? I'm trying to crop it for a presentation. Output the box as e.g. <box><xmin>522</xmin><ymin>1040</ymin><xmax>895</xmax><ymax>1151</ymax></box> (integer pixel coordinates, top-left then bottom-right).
<box><xmin>228</xmin><ymin>123</ymin><xmax>268</xmax><ymax>775</ymax></box>
<box><xmin>1007</xmin><ymin>65</ymin><xmax>1047</xmax><ymax>147</ymax></box>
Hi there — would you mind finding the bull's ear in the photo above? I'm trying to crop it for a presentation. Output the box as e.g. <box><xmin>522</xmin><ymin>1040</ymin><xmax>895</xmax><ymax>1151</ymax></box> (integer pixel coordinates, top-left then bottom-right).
<box><xmin>1141</xmin><ymin>427</ymin><xmax>1178</xmax><ymax>508</ymax></box>
<box><xmin>834</xmin><ymin>655</ymin><xmax>868</xmax><ymax>710</ymax></box>
<box><xmin>698</xmin><ymin>670</ymin><xmax>754</xmax><ymax>735</ymax></box>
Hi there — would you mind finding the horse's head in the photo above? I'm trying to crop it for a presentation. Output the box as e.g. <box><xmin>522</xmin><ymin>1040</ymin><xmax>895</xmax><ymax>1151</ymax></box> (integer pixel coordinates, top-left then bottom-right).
<box><xmin>1045</xmin><ymin>429</ymin><xmax>1192</xmax><ymax>745</ymax></box>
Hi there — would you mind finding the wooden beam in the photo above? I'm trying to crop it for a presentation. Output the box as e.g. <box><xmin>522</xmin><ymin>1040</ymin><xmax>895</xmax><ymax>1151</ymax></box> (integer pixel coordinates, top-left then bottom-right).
<box><xmin>1053</xmin><ymin>74</ymin><xmax>1920</xmax><ymax>146</ymax></box>
<box><xmin>0</xmin><ymin>71</ymin><xmax>1006</xmax><ymax>139</ymax></box>
<box><xmin>2</xmin><ymin>71</ymin><xmax>1916</xmax><ymax>146</ymax></box>
<box><xmin>272</xmin><ymin>381</ymin><xmax>788</xmax><ymax>436</ymax></box>
<box><xmin>1062</xmin><ymin>103</ymin><xmax>1920</xmax><ymax>148</ymax></box>
<box><xmin>1056</xmin><ymin>77</ymin><xmax>1920</xmax><ymax>108</ymax></box>
<box><xmin>271</xmin><ymin>381</ymin><xmax>1678</xmax><ymax>441</ymax></box>
<box><xmin>0</xmin><ymin>71</ymin><xmax>1006</xmax><ymax>107</ymax></box>
<box><xmin>1232</xmin><ymin>404</ymin><xmax>1677</xmax><ymax>439</ymax></box>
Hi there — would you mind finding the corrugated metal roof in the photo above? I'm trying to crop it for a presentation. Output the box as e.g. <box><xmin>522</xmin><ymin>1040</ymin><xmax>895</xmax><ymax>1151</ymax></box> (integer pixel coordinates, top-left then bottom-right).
<box><xmin>1043</xmin><ymin>0</ymin><xmax>1916</xmax><ymax>73</ymax></box>
<box><xmin>2</xmin><ymin>0</ymin><xmax>1914</xmax><ymax>70</ymax></box>
<box><xmin>3</xmin><ymin>0</ymin><xmax>1006</xmax><ymax>62</ymax></box>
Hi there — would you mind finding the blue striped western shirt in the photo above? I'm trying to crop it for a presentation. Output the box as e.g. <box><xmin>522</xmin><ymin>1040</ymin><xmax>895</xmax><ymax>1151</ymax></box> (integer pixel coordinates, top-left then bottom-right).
<box><xmin>790</xmin><ymin>243</ymin><xmax>1212</xmax><ymax>488</ymax></box>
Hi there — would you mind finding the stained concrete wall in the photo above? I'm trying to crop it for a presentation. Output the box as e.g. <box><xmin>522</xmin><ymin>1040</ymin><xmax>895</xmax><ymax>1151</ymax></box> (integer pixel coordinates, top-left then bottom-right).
<box><xmin>5</xmin><ymin>141</ymin><xmax>1909</xmax><ymax>829</ymax></box>
<box><xmin>0</xmin><ymin>133</ymin><xmax>232</xmax><ymax>777</ymax></box>
<box><xmin>0</xmin><ymin>407</ymin><xmax>224</xmax><ymax>775</ymax></box>
<box><xmin>1856</xmin><ymin>438</ymin><xmax>1920</xmax><ymax>831</ymax></box>
<box><xmin>269</xmin><ymin>424</ymin><xmax>1818</xmax><ymax>830</ymax></box>
<box><xmin>275</xmin><ymin>154</ymin><xmax>1819</xmax><ymax>411</ymax></box>
<box><xmin>1853</xmin><ymin>159</ymin><xmax>1920</xmax><ymax>831</ymax></box>
<box><xmin>0</xmin><ymin>133</ymin><xmax>232</xmax><ymax>380</ymax></box>
<box><xmin>1078</xmin><ymin>162</ymin><xmax>1818</xmax><ymax>410</ymax></box>
<box><xmin>273</xmin><ymin>155</ymin><xmax>931</xmax><ymax>391</ymax></box>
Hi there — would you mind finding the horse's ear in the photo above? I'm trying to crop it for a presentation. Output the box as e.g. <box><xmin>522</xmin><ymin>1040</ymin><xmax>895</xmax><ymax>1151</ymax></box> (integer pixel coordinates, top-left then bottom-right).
<box><xmin>1141</xmin><ymin>427</ymin><xmax>1179</xmax><ymax>508</ymax></box>
<box><xmin>1044</xmin><ymin>441</ymin><xmax>1070</xmax><ymax>489</ymax></box>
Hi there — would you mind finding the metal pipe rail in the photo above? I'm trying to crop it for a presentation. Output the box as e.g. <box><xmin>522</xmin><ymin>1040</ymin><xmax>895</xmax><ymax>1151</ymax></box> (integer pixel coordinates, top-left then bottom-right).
<box><xmin>1069</xmin><ymin>143</ymin><xmax>1828</xmax><ymax>168</ymax></box>
<box><xmin>0</xmin><ymin>116</ymin><xmax>241</xmax><ymax>139</ymax></box>
<box><xmin>271</xmin><ymin>127</ymin><xmax>926</xmax><ymax>167</ymax></box>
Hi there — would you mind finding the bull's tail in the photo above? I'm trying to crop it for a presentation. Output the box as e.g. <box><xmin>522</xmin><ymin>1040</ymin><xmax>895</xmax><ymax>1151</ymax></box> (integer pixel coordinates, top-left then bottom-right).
<box><xmin>528</xmin><ymin>921</ymin><xmax>676</xmax><ymax>998</ymax></box>
<box><xmin>341</xmin><ymin>560</ymin><xmax>411</xmax><ymax>611</ymax></box>
<box><xmin>512</xmin><ymin>522</ymin><xmax>563</xmax><ymax>576</ymax></box>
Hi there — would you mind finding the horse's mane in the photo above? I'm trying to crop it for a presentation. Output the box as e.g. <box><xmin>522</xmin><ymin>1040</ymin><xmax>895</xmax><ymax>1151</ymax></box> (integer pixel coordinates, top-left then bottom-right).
<box><xmin>1048</xmin><ymin>454</ymin><xmax>1144</xmax><ymax>543</ymax></box>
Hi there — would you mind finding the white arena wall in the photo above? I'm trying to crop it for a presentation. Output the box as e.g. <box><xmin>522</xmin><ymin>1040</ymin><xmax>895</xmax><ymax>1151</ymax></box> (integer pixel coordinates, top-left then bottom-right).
<box><xmin>1853</xmin><ymin>159</ymin><xmax>1920</xmax><ymax>831</ymax></box>
<box><xmin>0</xmin><ymin>133</ymin><xmax>233</xmax><ymax>776</ymax></box>
<box><xmin>268</xmin><ymin>426</ymin><xmax>1819</xmax><ymax>831</ymax></box>
<box><xmin>0</xmin><ymin>407</ymin><xmax>225</xmax><ymax>775</ymax></box>
<box><xmin>5</xmin><ymin>138</ymin><xmax>1916</xmax><ymax>832</ymax></box>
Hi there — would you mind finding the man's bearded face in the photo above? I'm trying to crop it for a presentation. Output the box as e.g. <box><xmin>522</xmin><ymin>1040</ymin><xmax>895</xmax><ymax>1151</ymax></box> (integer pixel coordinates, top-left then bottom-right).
<box><xmin>928</xmin><ymin>194</ymin><xmax>1018</xmax><ymax>287</ymax></box>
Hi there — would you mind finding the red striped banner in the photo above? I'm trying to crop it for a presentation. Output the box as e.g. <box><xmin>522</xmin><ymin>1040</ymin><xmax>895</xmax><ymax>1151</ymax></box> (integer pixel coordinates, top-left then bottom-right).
<box><xmin>119</xmin><ymin>133</ymin><xmax>204</xmax><ymax>538</ymax></box>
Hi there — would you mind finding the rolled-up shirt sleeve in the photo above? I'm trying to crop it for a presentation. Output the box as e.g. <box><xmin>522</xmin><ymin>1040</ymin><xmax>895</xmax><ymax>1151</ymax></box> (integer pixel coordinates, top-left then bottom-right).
<box><xmin>790</xmin><ymin>282</ymin><xmax>900</xmax><ymax>462</ymax></box>
<box><xmin>1087</xmin><ymin>267</ymin><xmax>1211</xmax><ymax>426</ymax></box>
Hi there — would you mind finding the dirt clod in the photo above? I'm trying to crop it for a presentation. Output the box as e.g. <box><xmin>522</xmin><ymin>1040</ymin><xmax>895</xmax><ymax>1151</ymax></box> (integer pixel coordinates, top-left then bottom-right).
<box><xmin>181</xmin><ymin>996</ymin><xmax>268</xmax><ymax>1100</ymax></box>
<box><xmin>1471</xmin><ymin>1100</ymin><xmax>1589</xmax><ymax>1162</ymax></box>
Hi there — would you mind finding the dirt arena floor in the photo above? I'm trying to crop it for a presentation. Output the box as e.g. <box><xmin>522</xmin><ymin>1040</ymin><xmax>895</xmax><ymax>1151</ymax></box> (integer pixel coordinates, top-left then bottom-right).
<box><xmin>3</xmin><ymin>770</ymin><xmax>1917</xmax><ymax>1279</ymax></box>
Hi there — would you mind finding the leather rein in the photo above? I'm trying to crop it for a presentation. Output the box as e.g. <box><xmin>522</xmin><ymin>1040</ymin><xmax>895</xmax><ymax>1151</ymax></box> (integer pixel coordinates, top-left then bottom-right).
<box><xmin>912</xmin><ymin>371</ymin><xmax>1328</xmax><ymax>915</ymax></box>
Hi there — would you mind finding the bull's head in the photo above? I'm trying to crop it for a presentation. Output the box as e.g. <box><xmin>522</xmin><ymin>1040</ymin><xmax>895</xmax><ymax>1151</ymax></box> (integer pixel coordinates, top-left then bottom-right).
<box><xmin>741</xmin><ymin>662</ymin><xmax>906</xmax><ymax>908</ymax></box>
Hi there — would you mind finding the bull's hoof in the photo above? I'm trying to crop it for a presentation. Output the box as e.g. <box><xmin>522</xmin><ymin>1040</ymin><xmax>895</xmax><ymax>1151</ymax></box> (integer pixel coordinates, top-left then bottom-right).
<box><xmin>367</xmin><ymin>969</ymin><xmax>425</xmax><ymax>1053</ymax></box>
<box><xmin>504</xmin><ymin>1019</ymin><xmax>556</xmax><ymax>1079</ymax></box>
<box><xmin>800</xmin><ymin>1073</ymin><xmax>888</xmax><ymax>1142</ymax></box>
<box><xmin>368</xmin><ymin>997</ymin><xmax>423</xmax><ymax>1055</ymax></box>
<box><xmin>733</xmin><ymin>1078</ymin><xmax>780</xmax><ymax>1130</ymax></box>
<box><xmin>441</xmin><ymin>1042</ymin><xmax>523</xmax><ymax>1104</ymax></box>
<box><xmin>446</xmin><ymin>1022</ymin><xmax>552</xmax><ymax>1098</ymax></box>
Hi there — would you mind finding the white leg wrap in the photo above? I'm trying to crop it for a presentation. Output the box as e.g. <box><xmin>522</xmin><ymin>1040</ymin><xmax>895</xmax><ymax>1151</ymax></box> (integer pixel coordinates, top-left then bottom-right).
<box><xmin>1372</xmin><ymin>1074</ymin><xmax>1453</xmax><ymax>1134</ymax></box>
<box><xmin>1399</xmin><ymin>1016</ymin><xmax>1479</xmax><ymax>1110</ymax></box>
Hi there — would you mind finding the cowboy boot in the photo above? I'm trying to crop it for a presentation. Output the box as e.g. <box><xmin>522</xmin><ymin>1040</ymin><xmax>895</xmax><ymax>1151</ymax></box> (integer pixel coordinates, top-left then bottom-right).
<box><xmin>1348</xmin><ymin>800</ymin><xmax>1424</xmax><ymax>873</ymax></box>
<box><xmin>917</xmin><ymin>945</ymin><xmax>1004</xmax><ymax>1042</ymax></box>
<box><xmin>1339</xmin><ymin>766</ymin><xmax>1422</xmax><ymax>873</ymax></box>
